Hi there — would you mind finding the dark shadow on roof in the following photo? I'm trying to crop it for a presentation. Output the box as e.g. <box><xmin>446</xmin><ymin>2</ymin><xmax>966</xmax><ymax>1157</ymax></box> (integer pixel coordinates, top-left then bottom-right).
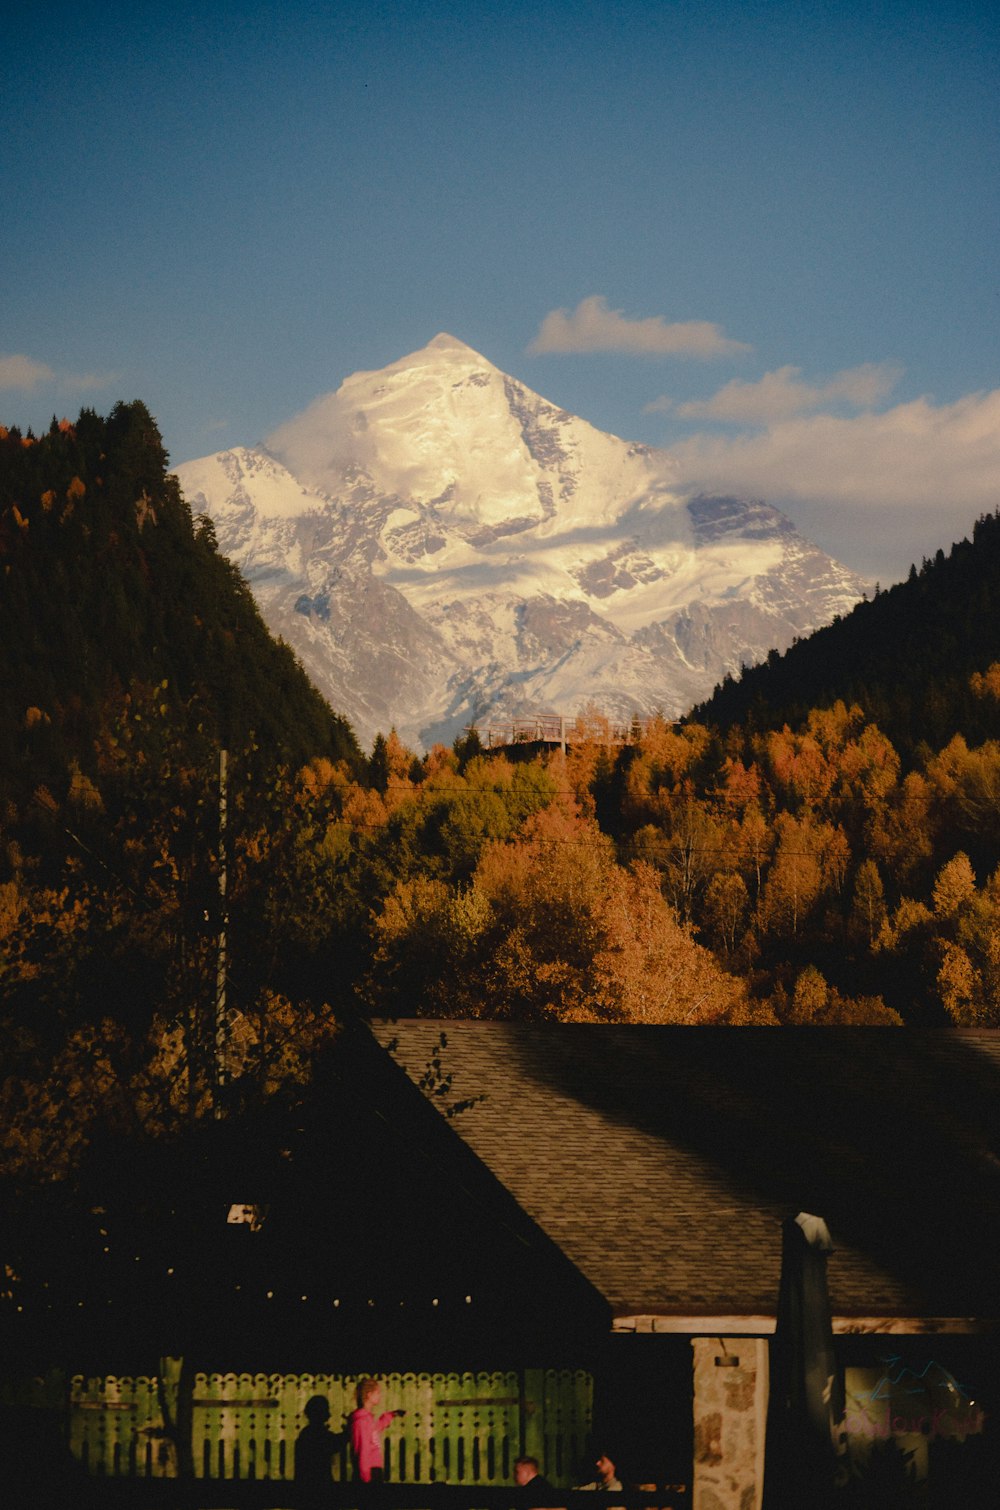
<box><xmin>379</xmin><ymin>1024</ymin><xmax>1000</xmax><ymax>1320</ymax></box>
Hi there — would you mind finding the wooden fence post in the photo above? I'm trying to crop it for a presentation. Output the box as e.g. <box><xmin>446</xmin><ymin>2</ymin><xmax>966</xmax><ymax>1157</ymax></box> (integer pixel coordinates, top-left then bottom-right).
<box><xmin>522</xmin><ymin>1368</ymin><xmax>545</xmax><ymax>1470</ymax></box>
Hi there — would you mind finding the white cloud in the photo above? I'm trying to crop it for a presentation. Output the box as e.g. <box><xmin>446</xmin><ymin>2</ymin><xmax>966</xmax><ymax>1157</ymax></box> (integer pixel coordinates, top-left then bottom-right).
<box><xmin>666</xmin><ymin>388</ymin><xmax>1000</xmax><ymax>579</ymax></box>
<box><xmin>0</xmin><ymin>354</ymin><xmax>55</xmax><ymax>390</ymax></box>
<box><xmin>0</xmin><ymin>354</ymin><xmax>116</xmax><ymax>393</ymax></box>
<box><xmin>528</xmin><ymin>295</ymin><xmax>750</xmax><ymax>358</ymax></box>
<box><xmin>668</xmin><ymin>361</ymin><xmax>903</xmax><ymax>424</ymax></box>
<box><xmin>669</xmin><ymin>389</ymin><xmax>1000</xmax><ymax>509</ymax></box>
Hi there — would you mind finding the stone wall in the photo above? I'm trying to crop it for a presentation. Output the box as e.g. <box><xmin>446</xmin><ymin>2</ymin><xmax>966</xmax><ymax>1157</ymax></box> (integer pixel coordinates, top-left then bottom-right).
<box><xmin>691</xmin><ymin>1338</ymin><xmax>768</xmax><ymax>1510</ymax></box>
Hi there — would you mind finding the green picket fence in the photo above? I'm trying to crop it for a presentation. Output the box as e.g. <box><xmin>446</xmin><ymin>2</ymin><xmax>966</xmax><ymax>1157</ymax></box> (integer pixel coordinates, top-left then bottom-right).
<box><xmin>64</xmin><ymin>1368</ymin><xmax>593</xmax><ymax>1483</ymax></box>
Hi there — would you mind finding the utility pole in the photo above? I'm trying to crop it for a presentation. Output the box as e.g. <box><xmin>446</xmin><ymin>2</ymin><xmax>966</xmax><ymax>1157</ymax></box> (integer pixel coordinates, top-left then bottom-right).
<box><xmin>214</xmin><ymin>747</ymin><xmax>228</xmax><ymax>1114</ymax></box>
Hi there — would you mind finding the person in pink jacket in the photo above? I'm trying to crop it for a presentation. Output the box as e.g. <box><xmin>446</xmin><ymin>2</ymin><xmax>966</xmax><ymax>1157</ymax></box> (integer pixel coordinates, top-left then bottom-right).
<box><xmin>348</xmin><ymin>1378</ymin><xmax>405</xmax><ymax>1483</ymax></box>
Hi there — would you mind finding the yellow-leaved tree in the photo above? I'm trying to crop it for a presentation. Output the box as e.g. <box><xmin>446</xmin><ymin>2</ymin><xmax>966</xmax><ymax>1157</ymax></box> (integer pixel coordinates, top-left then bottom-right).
<box><xmin>364</xmin><ymin>799</ymin><xmax>750</xmax><ymax>1022</ymax></box>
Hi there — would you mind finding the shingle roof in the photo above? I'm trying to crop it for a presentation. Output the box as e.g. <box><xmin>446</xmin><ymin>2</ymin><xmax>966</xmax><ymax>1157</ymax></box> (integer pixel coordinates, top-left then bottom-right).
<box><xmin>373</xmin><ymin>1024</ymin><xmax>1000</xmax><ymax>1323</ymax></box>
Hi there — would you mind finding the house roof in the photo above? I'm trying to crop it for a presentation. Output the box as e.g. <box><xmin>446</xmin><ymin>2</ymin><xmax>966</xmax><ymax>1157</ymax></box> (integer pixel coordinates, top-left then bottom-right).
<box><xmin>373</xmin><ymin>1023</ymin><xmax>1000</xmax><ymax>1326</ymax></box>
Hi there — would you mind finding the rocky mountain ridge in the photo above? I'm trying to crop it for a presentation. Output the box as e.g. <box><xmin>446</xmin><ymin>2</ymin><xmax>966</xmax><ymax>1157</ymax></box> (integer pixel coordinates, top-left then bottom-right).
<box><xmin>175</xmin><ymin>335</ymin><xmax>865</xmax><ymax>749</ymax></box>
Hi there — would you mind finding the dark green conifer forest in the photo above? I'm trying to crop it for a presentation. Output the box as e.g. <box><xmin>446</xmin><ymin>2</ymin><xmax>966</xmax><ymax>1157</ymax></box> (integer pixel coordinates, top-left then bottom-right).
<box><xmin>692</xmin><ymin>512</ymin><xmax>1000</xmax><ymax>762</ymax></box>
<box><xmin>0</xmin><ymin>402</ymin><xmax>359</xmax><ymax>806</ymax></box>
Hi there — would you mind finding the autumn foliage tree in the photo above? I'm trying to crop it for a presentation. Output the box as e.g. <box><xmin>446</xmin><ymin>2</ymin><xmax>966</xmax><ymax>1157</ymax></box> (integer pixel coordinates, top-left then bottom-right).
<box><xmin>364</xmin><ymin>797</ymin><xmax>750</xmax><ymax>1023</ymax></box>
<box><xmin>7</xmin><ymin>398</ymin><xmax>1000</xmax><ymax>1122</ymax></box>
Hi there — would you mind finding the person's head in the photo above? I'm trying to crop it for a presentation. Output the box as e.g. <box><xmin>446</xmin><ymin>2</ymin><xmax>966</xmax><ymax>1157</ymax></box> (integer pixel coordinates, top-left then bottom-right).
<box><xmin>357</xmin><ymin>1377</ymin><xmax>381</xmax><ymax>1409</ymax></box>
<box><xmin>594</xmin><ymin>1452</ymin><xmax>616</xmax><ymax>1485</ymax></box>
<box><xmin>304</xmin><ymin>1394</ymin><xmax>331</xmax><ymax>1424</ymax></box>
<box><xmin>515</xmin><ymin>1456</ymin><xmax>540</xmax><ymax>1486</ymax></box>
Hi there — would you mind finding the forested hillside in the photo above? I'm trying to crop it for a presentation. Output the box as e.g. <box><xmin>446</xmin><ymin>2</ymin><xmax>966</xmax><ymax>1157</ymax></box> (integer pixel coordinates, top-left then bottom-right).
<box><xmin>692</xmin><ymin>512</ymin><xmax>1000</xmax><ymax>760</ymax></box>
<box><xmin>0</xmin><ymin>404</ymin><xmax>363</xmax><ymax>1176</ymax></box>
<box><xmin>0</xmin><ymin>403</ymin><xmax>359</xmax><ymax>805</ymax></box>
<box><xmin>4</xmin><ymin>404</ymin><xmax>1000</xmax><ymax>1190</ymax></box>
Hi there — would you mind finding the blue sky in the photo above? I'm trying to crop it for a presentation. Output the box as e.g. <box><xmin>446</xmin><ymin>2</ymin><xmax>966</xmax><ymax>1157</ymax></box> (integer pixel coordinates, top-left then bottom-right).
<box><xmin>2</xmin><ymin>0</ymin><xmax>997</xmax><ymax>581</ymax></box>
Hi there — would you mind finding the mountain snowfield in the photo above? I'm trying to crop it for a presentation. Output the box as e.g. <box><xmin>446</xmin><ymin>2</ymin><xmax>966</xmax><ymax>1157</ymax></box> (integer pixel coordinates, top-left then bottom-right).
<box><xmin>175</xmin><ymin>334</ymin><xmax>866</xmax><ymax>751</ymax></box>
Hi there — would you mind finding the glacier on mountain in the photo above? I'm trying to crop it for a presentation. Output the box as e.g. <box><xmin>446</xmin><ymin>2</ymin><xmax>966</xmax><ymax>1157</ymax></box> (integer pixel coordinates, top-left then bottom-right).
<box><xmin>175</xmin><ymin>334</ymin><xmax>865</xmax><ymax>751</ymax></box>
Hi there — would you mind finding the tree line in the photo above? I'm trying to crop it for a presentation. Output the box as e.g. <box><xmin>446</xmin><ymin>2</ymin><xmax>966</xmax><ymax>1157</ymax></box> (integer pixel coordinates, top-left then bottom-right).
<box><xmin>4</xmin><ymin>402</ymin><xmax>1000</xmax><ymax>1187</ymax></box>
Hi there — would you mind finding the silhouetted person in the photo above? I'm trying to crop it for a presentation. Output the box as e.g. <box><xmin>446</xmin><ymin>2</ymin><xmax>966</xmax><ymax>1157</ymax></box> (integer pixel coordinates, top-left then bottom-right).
<box><xmin>295</xmin><ymin>1394</ymin><xmax>344</xmax><ymax>1507</ymax></box>
<box><xmin>515</xmin><ymin>1453</ymin><xmax>559</xmax><ymax>1506</ymax></box>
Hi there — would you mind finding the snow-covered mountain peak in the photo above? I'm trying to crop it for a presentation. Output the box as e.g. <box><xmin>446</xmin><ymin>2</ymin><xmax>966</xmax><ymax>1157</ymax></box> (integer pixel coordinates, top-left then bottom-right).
<box><xmin>175</xmin><ymin>340</ymin><xmax>867</xmax><ymax>751</ymax></box>
<box><xmin>262</xmin><ymin>333</ymin><xmax>672</xmax><ymax>534</ymax></box>
<box><xmin>425</xmin><ymin>331</ymin><xmax>485</xmax><ymax>356</ymax></box>
<box><xmin>340</xmin><ymin>330</ymin><xmax>497</xmax><ymax>389</ymax></box>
